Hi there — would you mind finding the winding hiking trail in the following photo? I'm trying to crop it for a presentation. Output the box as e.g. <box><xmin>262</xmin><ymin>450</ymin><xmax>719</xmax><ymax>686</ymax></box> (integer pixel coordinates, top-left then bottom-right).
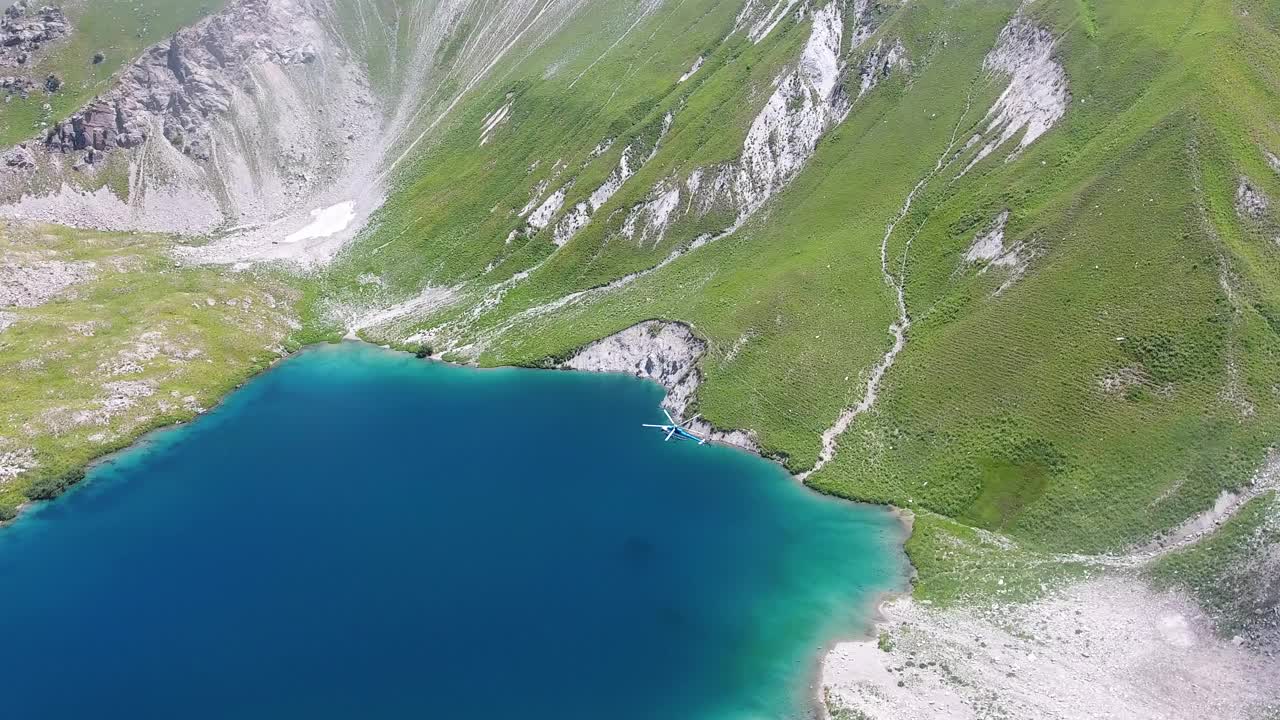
<box><xmin>797</xmin><ymin>92</ymin><xmax>976</xmax><ymax>483</ymax></box>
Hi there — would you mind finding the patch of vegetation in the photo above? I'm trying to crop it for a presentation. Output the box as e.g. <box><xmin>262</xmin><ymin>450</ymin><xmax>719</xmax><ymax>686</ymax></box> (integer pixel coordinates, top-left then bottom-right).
<box><xmin>824</xmin><ymin>690</ymin><xmax>873</xmax><ymax>720</ymax></box>
<box><xmin>903</xmin><ymin>512</ymin><xmax>1089</xmax><ymax>606</ymax></box>
<box><xmin>1149</xmin><ymin>491</ymin><xmax>1280</xmax><ymax>640</ymax></box>
<box><xmin>0</xmin><ymin>222</ymin><xmax>299</xmax><ymax>518</ymax></box>
<box><xmin>877</xmin><ymin>632</ymin><xmax>895</xmax><ymax>652</ymax></box>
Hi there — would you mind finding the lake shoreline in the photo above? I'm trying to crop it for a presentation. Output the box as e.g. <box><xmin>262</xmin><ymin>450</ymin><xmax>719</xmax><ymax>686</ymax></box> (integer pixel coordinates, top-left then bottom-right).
<box><xmin>1</xmin><ymin>345</ymin><xmax>300</xmax><ymax>530</ymax></box>
<box><xmin>808</xmin><ymin>507</ymin><xmax>915</xmax><ymax>720</ymax></box>
<box><xmin>1</xmin><ymin>341</ymin><xmax>909</xmax><ymax>718</ymax></box>
<box><xmin>4</xmin><ymin>338</ymin><xmax>919</xmax><ymax>720</ymax></box>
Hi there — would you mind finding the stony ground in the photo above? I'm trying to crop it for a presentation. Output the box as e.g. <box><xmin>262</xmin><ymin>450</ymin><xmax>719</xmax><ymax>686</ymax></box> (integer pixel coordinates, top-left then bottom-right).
<box><xmin>0</xmin><ymin>220</ymin><xmax>299</xmax><ymax>516</ymax></box>
<box><xmin>822</xmin><ymin>573</ymin><xmax>1280</xmax><ymax>720</ymax></box>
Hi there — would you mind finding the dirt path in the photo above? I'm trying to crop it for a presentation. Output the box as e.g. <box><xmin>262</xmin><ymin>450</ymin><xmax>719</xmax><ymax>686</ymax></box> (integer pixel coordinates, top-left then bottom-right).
<box><xmin>798</xmin><ymin>90</ymin><xmax>977</xmax><ymax>482</ymax></box>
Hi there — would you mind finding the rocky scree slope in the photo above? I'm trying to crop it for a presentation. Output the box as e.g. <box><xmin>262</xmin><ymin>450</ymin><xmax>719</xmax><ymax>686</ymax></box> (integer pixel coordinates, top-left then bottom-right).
<box><xmin>0</xmin><ymin>0</ymin><xmax>598</xmax><ymax>263</ymax></box>
<box><xmin>0</xmin><ymin>2</ymin><xmax>69</xmax><ymax>74</ymax></box>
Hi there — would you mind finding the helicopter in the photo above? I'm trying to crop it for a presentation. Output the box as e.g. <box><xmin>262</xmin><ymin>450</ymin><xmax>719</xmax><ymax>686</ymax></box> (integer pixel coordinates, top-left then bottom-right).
<box><xmin>642</xmin><ymin>408</ymin><xmax>707</xmax><ymax>445</ymax></box>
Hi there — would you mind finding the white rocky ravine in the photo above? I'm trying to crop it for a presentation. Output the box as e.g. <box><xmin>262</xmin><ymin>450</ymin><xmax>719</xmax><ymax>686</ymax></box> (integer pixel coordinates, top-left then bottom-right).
<box><xmin>734</xmin><ymin>0</ymin><xmax>804</xmax><ymax>44</ymax></box>
<box><xmin>685</xmin><ymin>1</ymin><xmax>890</xmax><ymax>225</ymax></box>
<box><xmin>732</xmin><ymin>2</ymin><xmax>848</xmax><ymax>219</ymax></box>
<box><xmin>479</xmin><ymin>97</ymin><xmax>514</xmax><ymax>146</ymax></box>
<box><xmin>563</xmin><ymin>321</ymin><xmax>758</xmax><ymax>450</ymax></box>
<box><xmin>592</xmin><ymin>1</ymin><xmax>877</xmax><ymax>255</ymax></box>
<box><xmin>677</xmin><ymin>55</ymin><xmax>704</xmax><ymax>82</ymax></box>
<box><xmin>963</xmin><ymin>209</ymin><xmax>1010</xmax><ymax>264</ymax></box>
<box><xmin>547</xmin><ymin>112</ymin><xmax>672</xmax><ymax>247</ymax></box>
<box><xmin>0</xmin><ymin>0</ymin><xmax>596</xmax><ymax>266</ymax></box>
<box><xmin>621</xmin><ymin>180</ymin><xmax>682</xmax><ymax>246</ymax></box>
<box><xmin>961</xmin><ymin>15</ymin><xmax>1069</xmax><ymax>175</ymax></box>
<box><xmin>857</xmin><ymin>38</ymin><xmax>908</xmax><ymax>100</ymax></box>
<box><xmin>527</xmin><ymin>186</ymin><xmax>568</xmax><ymax>231</ymax></box>
<box><xmin>963</xmin><ymin>209</ymin><xmax>1034</xmax><ymax>294</ymax></box>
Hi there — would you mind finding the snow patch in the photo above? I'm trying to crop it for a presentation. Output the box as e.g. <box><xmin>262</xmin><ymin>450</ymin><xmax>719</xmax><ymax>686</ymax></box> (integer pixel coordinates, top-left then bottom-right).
<box><xmin>857</xmin><ymin>39</ymin><xmax>909</xmax><ymax>100</ymax></box>
<box><xmin>283</xmin><ymin>201</ymin><xmax>356</xmax><ymax>244</ymax></box>
<box><xmin>552</xmin><ymin>203</ymin><xmax>590</xmax><ymax>246</ymax></box>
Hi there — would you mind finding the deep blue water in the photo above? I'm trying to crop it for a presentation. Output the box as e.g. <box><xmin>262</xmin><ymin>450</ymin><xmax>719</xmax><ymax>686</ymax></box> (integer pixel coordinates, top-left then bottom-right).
<box><xmin>0</xmin><ymin>342</ymin><xmax>907</xmax><ymax>719</ymax></box>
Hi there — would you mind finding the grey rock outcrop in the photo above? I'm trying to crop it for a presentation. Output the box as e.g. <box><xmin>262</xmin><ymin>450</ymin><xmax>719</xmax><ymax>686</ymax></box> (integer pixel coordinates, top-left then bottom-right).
<box><xmin>562</xmin><ymin>321</ymin><xmax>759</xmax><ymax>450</ymax></box>
<box><xmin>43</xmin><ymin>0</ymin><xmax>318</xmax><ymax>162</ymax></box>
<box><xmin>0</xmin><ymin>2</ymin><xmax>68</xmax><ymax>68</ymax></box>
<box><xmin>3</xmin><ymin>142</ymin><xmax>34</xmax><ymax>168</ymax></box>
<box><xmin>0</xmin><ymin>72</ymin><xmax>32</xmax><ymax>96</ymax></box>
<box><xmin>1236</xmin><ymin>178</ymin><xmax>1270</xmax><ymax>220</ymax></box>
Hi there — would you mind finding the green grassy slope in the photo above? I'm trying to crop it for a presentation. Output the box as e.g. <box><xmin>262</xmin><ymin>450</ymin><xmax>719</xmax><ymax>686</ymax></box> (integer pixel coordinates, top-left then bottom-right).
<box><xmin>319</xmin><ymin>0</ymin><xmax>1020</xmax><ymax>470</ymax></box>
<box><xmin>314</xmin><ymin>0</ymin><xmax>1280</xmax><ymax>598</ymax></box>
<box><xmin>808</xmin><ymin>0</ymin><xmax>1280</xmax><ymax>561</ymax></box>
<box><xmin>0</xmin><ymin>223</ymin><xmax>298</xmax><ymax>520</ymax></box>
<box><xmin>3</xmin><ymin>0</ymin><xmax>1277</xmax><ymax>619</ymax></box>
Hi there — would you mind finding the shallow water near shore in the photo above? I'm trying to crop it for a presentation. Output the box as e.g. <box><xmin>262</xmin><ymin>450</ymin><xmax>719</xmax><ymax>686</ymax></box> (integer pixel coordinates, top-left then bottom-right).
<box><xmin>0</xmin><ymin>342</ymin><xmax>907</xmax><ymax>719</ymax></box>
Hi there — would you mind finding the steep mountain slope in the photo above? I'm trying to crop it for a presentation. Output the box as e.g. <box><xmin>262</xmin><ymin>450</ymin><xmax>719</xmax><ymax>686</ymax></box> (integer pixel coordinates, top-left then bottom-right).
<box><xmin>2</xmin><ymin>0</ymin><xmax>1279</xmax><ymax>717</ymax></box>
<box><xmin>0</xmin><ymin>0</ymin><xmax>602</xmax><ymax>261</ymax></box>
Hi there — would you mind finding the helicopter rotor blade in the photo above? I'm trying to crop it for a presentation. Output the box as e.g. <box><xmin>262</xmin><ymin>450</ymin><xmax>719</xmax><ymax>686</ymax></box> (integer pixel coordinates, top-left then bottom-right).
<box><xmin>666</xmin><ymin>427</ymin><xmax>676</xmax><ymax>442</ymax></box>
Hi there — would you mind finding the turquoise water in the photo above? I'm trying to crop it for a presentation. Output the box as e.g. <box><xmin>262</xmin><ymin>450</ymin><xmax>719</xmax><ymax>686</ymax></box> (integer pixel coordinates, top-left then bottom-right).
<box><xmin>0</xmin><ymin>342</ymin><xmax>907</xmax><ymax>719</ymax></box>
